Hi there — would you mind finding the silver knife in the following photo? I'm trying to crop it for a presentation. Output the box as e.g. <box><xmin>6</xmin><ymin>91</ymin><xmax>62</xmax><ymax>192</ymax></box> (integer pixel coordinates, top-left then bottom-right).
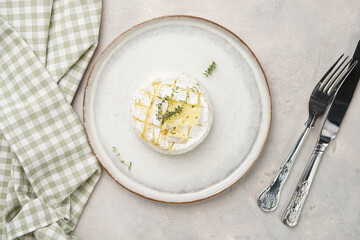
<box><xmin>282</xmin><ymin>42</ymin><xmax>360</xmax><ymax>227</ymax></box>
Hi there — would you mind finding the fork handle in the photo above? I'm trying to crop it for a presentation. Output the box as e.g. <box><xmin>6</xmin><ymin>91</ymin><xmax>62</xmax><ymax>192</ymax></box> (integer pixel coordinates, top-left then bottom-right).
<box><xmin>282</xmin><ymin>139</ymin><xmax>328</xmax><ymax>227</ymax></box>
<box><xmin>257</xmin><ymin>115</ymin><xmax>316</xmax><ymax>212</ymax></box>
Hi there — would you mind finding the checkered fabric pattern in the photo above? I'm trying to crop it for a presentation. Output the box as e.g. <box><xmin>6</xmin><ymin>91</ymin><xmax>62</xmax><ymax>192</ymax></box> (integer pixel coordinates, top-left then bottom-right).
<box><xmin>0</xmin><ymin>1</ymin><xmax>102</xmax><ymax>239</ymax></box>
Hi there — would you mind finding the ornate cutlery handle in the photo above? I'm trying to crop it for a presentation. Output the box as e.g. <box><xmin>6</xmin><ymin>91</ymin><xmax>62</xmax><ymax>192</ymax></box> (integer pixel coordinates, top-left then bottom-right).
<box><xmin>282</xmin><ymin>139</ymin><xmax>328</xmax><ymax>227</ymax></box>
<box><xmin>257</xmin><ymin>116</ymin><xmax>315</xmax><ymax>212</ymax></box>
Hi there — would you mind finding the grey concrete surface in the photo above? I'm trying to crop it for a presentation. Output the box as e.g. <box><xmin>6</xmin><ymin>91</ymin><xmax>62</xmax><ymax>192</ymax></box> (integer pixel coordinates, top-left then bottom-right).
<box><xmin>72</xmin><ymin>1</ymin><xmax>360</xmax><ymax>239</ymax></box>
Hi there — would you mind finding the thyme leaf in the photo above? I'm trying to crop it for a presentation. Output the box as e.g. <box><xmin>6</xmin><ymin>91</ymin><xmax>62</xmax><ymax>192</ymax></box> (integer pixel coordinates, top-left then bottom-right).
<box><xmin>161</xmin><ymin>104</ymin><xmax>184</xmax><ymax>124</ymax></box>
<box><xmin>203</xmin><ymin>60</ymin><xmax>216</xmax><ymax>77</ymax></box>
<box><xmin>112</xmin><ymin>146</ymin><xmax>132</xmax><ymax>171</ymax></box>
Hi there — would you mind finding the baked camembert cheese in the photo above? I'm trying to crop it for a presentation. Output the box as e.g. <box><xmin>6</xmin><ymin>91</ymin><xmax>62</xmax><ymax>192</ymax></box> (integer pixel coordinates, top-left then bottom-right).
<box><xmin>131</xmin><ymin>72</ymin><xmax>213</xmax><ymax>154</ymax></box>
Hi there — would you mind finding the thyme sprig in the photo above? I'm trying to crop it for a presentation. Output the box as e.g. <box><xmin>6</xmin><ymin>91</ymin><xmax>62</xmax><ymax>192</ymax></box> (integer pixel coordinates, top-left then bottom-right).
<box><xmin>112</xmin><ymin>146</ymin><xmax>132</xmax><ymax>171</ymax></box>
<box><xmin>156</xmin><ymin>95</ymin><xmax>170</xmax><ymax>120</ymax></box>
<box><xmin>203</xmin><ymin>60</ymin><xmax>216</xmax><ymax>77</ymax></box>
<box><xmin>156</xmin><ymin>85</ymin><xmax>185</xmax><ymax>123</ymax></box>
<box><xmin>189</xmin><ymin>86</ymin><xmax>198</xmax><ymax>93</ymax></box>
<box><xmin>156</xmin><ymin>96</ymin><xmax>169</xmax><ymax>121</ymax></box>
<box><xmin>161</xmin><ymin>104</ymin><xmax>184</xmax><ymax>124</ymax></box>
<box><xmin>186</xmin><ymin>83</ymin><xmax>200</xmax><ymax>98</ymax></box>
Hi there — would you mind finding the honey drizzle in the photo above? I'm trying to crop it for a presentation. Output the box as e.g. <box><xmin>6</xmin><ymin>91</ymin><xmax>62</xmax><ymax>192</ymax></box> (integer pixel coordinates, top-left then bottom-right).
<box><xmin>151</xmin><ymin>124</ymin><xmax>156</xmax><ymax>143</ymax></box>
<box><xmin>133</xmin><ymin>118</ymin><xmax>161</xmax><ymax>129</ymax></box>
<box><xmin>134</xmin><ymin>102</ymin><xmax>152</xmax><ymax>108</ymax></box>
<box><xmin>140</xmin><ymin>84</ymin><xmax>160</xmax><ymax>140</ymax></box>
<box><xmin>187</xmin><ymin>126</ymin><xmax>193</xmax><ymax>138</ymax></box>
<box><xmin>169</xmin><ymin>142</ymin><xmax>175</xmax><ymax>150</ymax></box>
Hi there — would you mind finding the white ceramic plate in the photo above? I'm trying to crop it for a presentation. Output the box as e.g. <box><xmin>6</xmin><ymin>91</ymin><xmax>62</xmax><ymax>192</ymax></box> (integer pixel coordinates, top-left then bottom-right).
<box><xmin>84</xmin><ymin>16</ymin><xmax>271</xmax><ymax>203</ymax></box>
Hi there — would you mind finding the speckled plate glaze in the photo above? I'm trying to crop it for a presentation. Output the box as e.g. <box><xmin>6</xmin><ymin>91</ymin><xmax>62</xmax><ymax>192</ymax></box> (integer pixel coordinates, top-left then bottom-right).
<box><xmin>84</xmin><ymin>16</ymin><xmax>271</xmax><ymax>203</ymax></box>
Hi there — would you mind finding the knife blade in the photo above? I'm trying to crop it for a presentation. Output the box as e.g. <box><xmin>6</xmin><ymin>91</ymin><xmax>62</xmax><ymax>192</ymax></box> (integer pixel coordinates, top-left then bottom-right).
<box><xmin>321</xmin><ymin>41</ymin><xmax>360</xmax><ymax>143</ymax></box>
<box><xmin>282</xmin><ymin>42</ymin><xmax>360</xmax><ymax>227</ymax></box>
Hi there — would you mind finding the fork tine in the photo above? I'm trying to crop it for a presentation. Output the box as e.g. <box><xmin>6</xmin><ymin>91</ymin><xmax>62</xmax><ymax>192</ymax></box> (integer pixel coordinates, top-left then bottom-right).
<box><xmin>326</xmin><ymin>58</ymin><xmax>354</xmax><ymax>94</ymax></box>
<box><xmin>312</xmin><ymin>54</ymin><xmax>344</xmax><ymax>94</ymax></box>
<box><xmin>317</xmin><ymin>54</ymin><xmax>344</xmax><ymax>86</ymax></box>
<box><xmin>328</xmin><ymin>60</ymin><xmax>358</xmax><ymax>95</ymax></box>
<box><xmin>321</xmin><ymin>55</ymin><xmax>349</xmax><ymax>91</ymax></box>
<box><xmin>325</xmin><ymin>57</ymin><xmax>352</xmax><ymax>92</ymax></box>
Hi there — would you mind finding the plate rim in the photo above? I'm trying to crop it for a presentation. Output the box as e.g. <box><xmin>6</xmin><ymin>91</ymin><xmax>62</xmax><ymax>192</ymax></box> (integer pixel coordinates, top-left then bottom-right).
<box><xmin>83</xmin><ymin>15</ymin><xmax>272</xmax><ymax>204</ymax></box>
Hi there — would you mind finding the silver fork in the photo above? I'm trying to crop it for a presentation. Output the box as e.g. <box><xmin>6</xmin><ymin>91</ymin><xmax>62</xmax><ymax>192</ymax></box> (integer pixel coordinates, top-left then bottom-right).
<box><xmin>257</xmin><ymin>55</ymin><xmax>354</xmax><ymax>212</ymax></box>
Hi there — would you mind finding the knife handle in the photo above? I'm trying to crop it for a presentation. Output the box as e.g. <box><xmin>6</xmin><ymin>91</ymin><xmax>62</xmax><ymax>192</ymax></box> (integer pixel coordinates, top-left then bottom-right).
<box><xmin>281</xmin><ymin>139</ymin><xmax>328</xmax><ymax>227</ymax></box>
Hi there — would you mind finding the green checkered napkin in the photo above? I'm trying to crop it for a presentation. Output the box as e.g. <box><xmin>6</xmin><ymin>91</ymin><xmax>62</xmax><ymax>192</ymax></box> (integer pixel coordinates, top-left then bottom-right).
<box><xmin>0</xmin><ymin>1</ymin><xmax>102</xmax><ymax>239</ymax></box>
